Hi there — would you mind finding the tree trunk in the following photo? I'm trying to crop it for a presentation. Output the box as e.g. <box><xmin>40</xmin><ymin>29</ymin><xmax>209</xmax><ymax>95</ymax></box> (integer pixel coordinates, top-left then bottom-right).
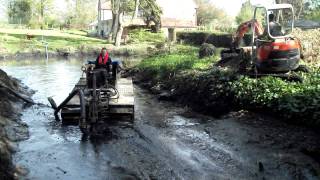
<box><xmin>132</xmin><ymin>0</ymin><xmax>140</xmax><ymax>20</ymax></box>
<box><xmin>115</xmin><ymin>12</ymin><xmax>124</xmax><ymax>47</ymax></box>
<box><xmin>297</xmin><ymin>0</ymin><xmax>304</xmax><ymax>20</ymax></box>
<box><xmin>111</xmin><ymin>1</ymin><xmax>120</xmax><ymax>41</ymax></box>
<box><xmin>154</xmin><ymin>21</ymin><xmax>161</xmax><ymax>33</ymax></box>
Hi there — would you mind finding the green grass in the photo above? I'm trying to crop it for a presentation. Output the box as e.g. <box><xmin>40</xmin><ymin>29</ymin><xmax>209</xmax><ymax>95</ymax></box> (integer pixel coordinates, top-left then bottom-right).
<box><xmin>0</xmin><ymin>28</ymin><xmax>110</xmax><ymax>54</ymax></box>
<box><xmin>128</xmin><ymin>29</ymin><xmax>165</xmax><ymax>44</ymax></box>
<box><xmin>138</xmin><ymin>45</ymin><xmax>220</xmax><ymax>79</ymax></box>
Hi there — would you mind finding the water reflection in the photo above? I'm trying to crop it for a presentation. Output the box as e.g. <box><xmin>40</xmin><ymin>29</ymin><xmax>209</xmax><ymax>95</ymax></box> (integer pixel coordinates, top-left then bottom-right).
<box><xmin>0</xmin><ymin>57</ymin><xmax>131</xmax><ymax>179</ymax></box>
<box><xmin>0</xmin><ymin>58</ymin><xmax>86</xmax><ymax>104</ymax></box>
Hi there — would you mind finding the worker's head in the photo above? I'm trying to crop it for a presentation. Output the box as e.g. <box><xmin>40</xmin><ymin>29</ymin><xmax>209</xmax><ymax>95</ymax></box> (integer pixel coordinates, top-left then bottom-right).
<box><xmin>101</xmin><ymin>48</ymin><xmax>107</xmax><ymax>56</ymax></box>
<box><xmin>269</xmin><ymin>14</ymin><xmax>275</xmax><ymax>22</ymax></box>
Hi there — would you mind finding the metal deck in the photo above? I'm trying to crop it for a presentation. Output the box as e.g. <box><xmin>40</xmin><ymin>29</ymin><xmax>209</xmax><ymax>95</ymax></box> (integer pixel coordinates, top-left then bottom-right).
<box><xmin>61</xmin><ymin>76</ymin><xmax>134</xmax><ymax>123</ymax></box>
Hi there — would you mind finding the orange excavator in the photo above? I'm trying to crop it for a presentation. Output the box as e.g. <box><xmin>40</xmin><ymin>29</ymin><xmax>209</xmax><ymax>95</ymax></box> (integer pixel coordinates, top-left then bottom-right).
<box><xmin>219</xmin><ymin>4</ymin><xmax>308</xmax><ymax>80</ymax></box>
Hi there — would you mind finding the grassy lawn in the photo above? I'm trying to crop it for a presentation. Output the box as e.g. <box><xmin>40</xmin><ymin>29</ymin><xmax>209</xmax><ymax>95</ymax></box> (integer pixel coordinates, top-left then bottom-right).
<box><xmin>0</xmin><ymin>28</ymin><xmax>112</xmax><ymax>54</ymax></box>
<box><xmin>0</xmin><ymin>28</ymin><xmax>166</xmax><ymax>55</ymax></box>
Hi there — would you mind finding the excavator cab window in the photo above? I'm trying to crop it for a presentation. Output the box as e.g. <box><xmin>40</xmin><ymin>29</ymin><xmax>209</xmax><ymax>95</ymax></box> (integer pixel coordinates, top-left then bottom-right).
<box><xmin>267</xmin><ymin>7</ymin><xmax>294</xmax><ymax>38</ymax></box>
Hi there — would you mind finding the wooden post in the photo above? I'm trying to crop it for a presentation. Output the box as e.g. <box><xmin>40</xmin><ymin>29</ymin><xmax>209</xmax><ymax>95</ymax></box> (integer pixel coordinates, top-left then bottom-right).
<box><xmin>98</xmin><ymin>0</ymin><xmax>101</xmax><ymax>37</ymax></box>
<box><xmin>168</xmin><ymin>28</ymin><xmax>176</xmax><ymax>42</ymax></box>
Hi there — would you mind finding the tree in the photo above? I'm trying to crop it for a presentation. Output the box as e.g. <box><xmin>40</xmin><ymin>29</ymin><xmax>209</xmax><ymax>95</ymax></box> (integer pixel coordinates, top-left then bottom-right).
<box><xmin>304</xmin><ymin>0</ymin><xmax>320</xmax><ymax>20</ymax></box>
<box><xmin>31</xmin><ymin>0</ymin><xmax>54</xmax><ymax>28</ymax></box>
<box><xmin>139</xmin><ymin>0</ymin><xmax>162</xmax><ymax>32</ymax></box>
<box><xmin>8</xmin><ymin>0</ymin><xmax>32</xmax><ymax>24</ymax></box>
<box><xmin>194</xmin><ymin>0</ymin><xmax>228</xmax><ymax>26</ymax></box>
<box><xmin>236</xmin><ymin>0</ymin><xmax>254</xmax><ymax>24</ymax></box>
<box><xmin>110</xmin><ymin>0</ymin><xmax>161</xmax><ymax>46</ymax></box>
<box><xmin>276</xmin><ymin>0</ymin><xmax>312</xmax><ymax>20</ymax></box>
<box><xmin>74</xmin><ymin>0</ymin><xmax>98</xmax><ymax>28</ymax></box>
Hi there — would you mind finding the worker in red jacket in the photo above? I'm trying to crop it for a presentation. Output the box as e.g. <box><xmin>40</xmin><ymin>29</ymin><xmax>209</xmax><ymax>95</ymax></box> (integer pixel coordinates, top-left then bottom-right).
<box><xmin>96</xmin><ymin>48</ymin><xmax>112</xmax><ymax>71</ymax></box>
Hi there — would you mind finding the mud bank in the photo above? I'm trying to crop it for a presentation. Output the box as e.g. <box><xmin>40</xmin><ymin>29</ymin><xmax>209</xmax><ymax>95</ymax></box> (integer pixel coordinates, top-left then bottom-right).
<box><xmin>132</xmin><ymin>68</ymin><xmax>236</xmax><ymax>117</ymax></box>
<box><xmin>132</xmin><ymin>65</ymin><xmax>320</xmax><ymax>128</ymax></box>
<box><xmin>0</xmin><ymin>69</ymin><xmax>33</xmax><ymax>179</ymax></box>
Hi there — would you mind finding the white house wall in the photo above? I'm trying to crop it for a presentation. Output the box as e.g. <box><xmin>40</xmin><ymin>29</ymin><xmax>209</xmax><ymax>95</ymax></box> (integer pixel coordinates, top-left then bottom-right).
<box><xmin>156</xmin><ymin>0</ymin><xmax>197</xmax><ymax>22</ymax></box>
<box><xmin>101</xmin><ymin>9</ymin><xmax>113</xmax><ymax>21</ymax></box>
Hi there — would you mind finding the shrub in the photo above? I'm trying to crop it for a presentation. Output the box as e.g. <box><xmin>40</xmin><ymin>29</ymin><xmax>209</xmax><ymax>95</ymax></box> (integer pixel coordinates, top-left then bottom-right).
<box><xmin>138</xmin><ymin>45</ymin><xmax>219</xmax><ymax>79</ymax></box>
<box><xmin>137</xmin><ymin>47</ymin><xmax>320</xmax><ymax>126</ymax></box>
<box><xmin>199</xmin><ymin>43</ymin><xmax>216</xmax><ymax>58</ymax></box>
<box><xmin>231</xmin><ymin>69</ymin><xmax>320</xmax><ymax>124</ymax></box>
<box><xmin>128</xmin><ymin>29</ymin><xmax>165</xmax><ymax>44</ymax></box>
<box><xmin>176</xmin><ymin>31</ymin><xmax>252</xmax><ymax>47</ymax></box>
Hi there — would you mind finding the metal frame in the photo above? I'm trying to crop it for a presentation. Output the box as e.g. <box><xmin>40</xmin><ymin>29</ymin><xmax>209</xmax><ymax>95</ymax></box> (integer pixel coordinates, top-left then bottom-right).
<box><xmin>251</xmin><ymin>4</ymin><xmax>295</xmax><ymax>65</ymax></box>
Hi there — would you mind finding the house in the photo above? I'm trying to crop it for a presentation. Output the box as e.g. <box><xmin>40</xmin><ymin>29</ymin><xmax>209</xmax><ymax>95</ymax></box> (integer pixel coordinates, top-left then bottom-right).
<box><xmin>94</xmin><ymin>0</ymin><xmax>197</xmax><ymax>41</ymax></box>
<box><xmin>157</xmin><ymin>0</ymin><xmax>197</xmax><ymax>41</ymax></box>
<box><xmin>96</xmin><ymin>0</ymin><xmax>113</xmax><ymax>37</ymax></box>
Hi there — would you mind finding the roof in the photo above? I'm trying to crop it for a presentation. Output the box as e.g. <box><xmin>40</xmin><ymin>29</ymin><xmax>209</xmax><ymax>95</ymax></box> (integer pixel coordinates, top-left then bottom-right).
<box><xmin>294</xmin><ymin>20</ymin><xmax>320</xmax><ymax>29</ymax></box>
<box><xmin>255</xmin><ymin>4</ymin><xmax>293</xmax><ymax>10</ymax></box>
<box><xmin>123</xmin><ymin>18</ymin><xmax>146</xmax><ymax>26</ymax></box>
<box><xmin>161</xmin><ymin>18</ymin><xmax>197</xmax><ymax>28</ymax></box>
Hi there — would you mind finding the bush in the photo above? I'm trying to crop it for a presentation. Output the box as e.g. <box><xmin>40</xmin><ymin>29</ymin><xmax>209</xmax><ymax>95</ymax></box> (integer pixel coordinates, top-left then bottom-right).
<box><xmin>138</xmin><ymin>45</ymin><xmax>219</xmax><ymax>79</ymax></box>
<box><xmin>231</xmin><ymin>69</ymin><xmax>320</xmax><ymax>125</ymax></box>
<box><xmin>128</xmin><ymin>29</ymin><xmax>165</xmax><ymax>44</ymax></box>
<box><xmin>137</xmin><ymin>46</ymin><xmax>320</xmax><ymax>126</ymax></box>
<box><xmin>199</xmin><ymin>43</ymin><xmax>216</xmax><ymax>58</ymax></box>
<box><xmin>177</xmin><ymin>32</ymin><xmax>252</xmax><ymax>47</ymax></box>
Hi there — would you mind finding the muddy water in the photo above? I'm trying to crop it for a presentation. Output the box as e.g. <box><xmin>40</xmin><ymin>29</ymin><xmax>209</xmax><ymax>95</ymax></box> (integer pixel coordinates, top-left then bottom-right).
<box><xmin>1</xmin><ymin>58</ymin><xmax>320</xmax><ymax>180</ymax></box>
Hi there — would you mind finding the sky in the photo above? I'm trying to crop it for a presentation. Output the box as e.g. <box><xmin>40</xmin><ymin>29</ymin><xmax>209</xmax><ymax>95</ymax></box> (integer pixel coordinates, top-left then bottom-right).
<box><xmin>211</xmin><ymin>0</ymin><xmax>275</xmax><ymax>17</ymax></box>
<box><xmin>51</xmin><ymin>0</ymin><xmax>276</xmax><ymax>17</ymax></box>
<box><xmin>0</xmin><ymin>0</ymin><xmax>276</xmax><ymax>21</ymax></box>
<box><xmin>51</xmin><ymin>0</ymin><xmax>276</xmax><ymax>13</ymax></box>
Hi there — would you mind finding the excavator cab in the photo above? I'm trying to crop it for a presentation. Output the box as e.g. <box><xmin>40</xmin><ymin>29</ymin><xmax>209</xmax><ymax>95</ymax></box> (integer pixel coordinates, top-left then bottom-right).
<box><xmin>219</xmin><ymin>3</ymin><xmax>307</xmax><ymax>78</ymax></box>
<box><xmin>252</xmin><ymin>4</ymin><xmax>301</xmax><ymax>73</ymax></box>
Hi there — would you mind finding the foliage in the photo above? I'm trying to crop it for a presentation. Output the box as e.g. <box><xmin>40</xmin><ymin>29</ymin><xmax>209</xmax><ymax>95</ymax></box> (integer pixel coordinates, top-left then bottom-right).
<box><xmin>176</xmin><ymin>31</ymin><xmax>251</xmax><ymax>47</ymax></box>
<box><xmin>276</xmin><ymin>0</ymin><xmax>305</xmax><ymax>19</ymax></box>
<box><xmin>304</xmin><ymin>7</ymin><xmax>320</xmax><ymax>20</ymax></box>
<box><xmin>8</xmin><ymin>0</ymin><xmax>32</xmax><ymax>24</ymax></box>
<box><xmin>30</xmin><ymin>0</ymin><xmax>54</xmax><ymax>28</ymax></box>
<box><xmin>139</xmin><ymin>0</ymin><xmax>162</xmax><ymax>31</ymax></box>
<box><xmin>236</xmin><ymin>0</ymin><xmax>254</xmax><ymax>25</ymax></box>
<box><xmin>194</xmin><ymin>0</ymin><xmax>230</xmax><ymax>26</ymax></box>
<box><xmin>199</xmin><ymin>43</ymin><xmax>215</xmax><ymax>58</ymax></box>
<box><xmin>128</xmin><ymin>29</ymin><xmax>165</xmax><ymax>44</ymax></box>
<box><xmin>137</xmin><ymin>38</ymin><xmax>320</xmax><ymax>125</ymax></box>
<box><xmin>138</xmin><ymin>45</ymin><xmax>219</xmax><ymax>79</ymax></box>
<box><xmin>232</xmin><ymin>69</ymin><xmax>320</xmax><ymax>124</ymax></box>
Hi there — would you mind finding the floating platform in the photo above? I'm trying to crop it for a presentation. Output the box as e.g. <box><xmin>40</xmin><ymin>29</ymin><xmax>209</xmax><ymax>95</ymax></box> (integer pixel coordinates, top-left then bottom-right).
<box><xmin>61</xmin><ymin>77</ymin><xmax>134</xmax><ymax>124</ymax></box>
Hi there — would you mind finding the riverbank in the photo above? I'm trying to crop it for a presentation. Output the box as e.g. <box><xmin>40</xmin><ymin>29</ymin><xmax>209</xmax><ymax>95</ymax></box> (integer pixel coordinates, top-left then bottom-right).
<box><xmin>0</xmin><ymin>28</ymin><xmax>163</xmax><ymax>60</ymax></box>
<box><xmin>133</xmin><ymin>44</ymin><xmax>320</xmax><ymax>127</ymax></box>
<box><xmin>0</xmin><ymin>69</ymin><xmax>33</xmax><ymax>179</ymax></box>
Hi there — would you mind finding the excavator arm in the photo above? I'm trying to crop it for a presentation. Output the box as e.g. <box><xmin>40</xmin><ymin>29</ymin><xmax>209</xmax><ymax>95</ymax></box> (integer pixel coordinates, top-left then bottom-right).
<box><xmin>232</xmin><ymin>19</ymin><xmax>264</xmax><ymax>49</ymax></box>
